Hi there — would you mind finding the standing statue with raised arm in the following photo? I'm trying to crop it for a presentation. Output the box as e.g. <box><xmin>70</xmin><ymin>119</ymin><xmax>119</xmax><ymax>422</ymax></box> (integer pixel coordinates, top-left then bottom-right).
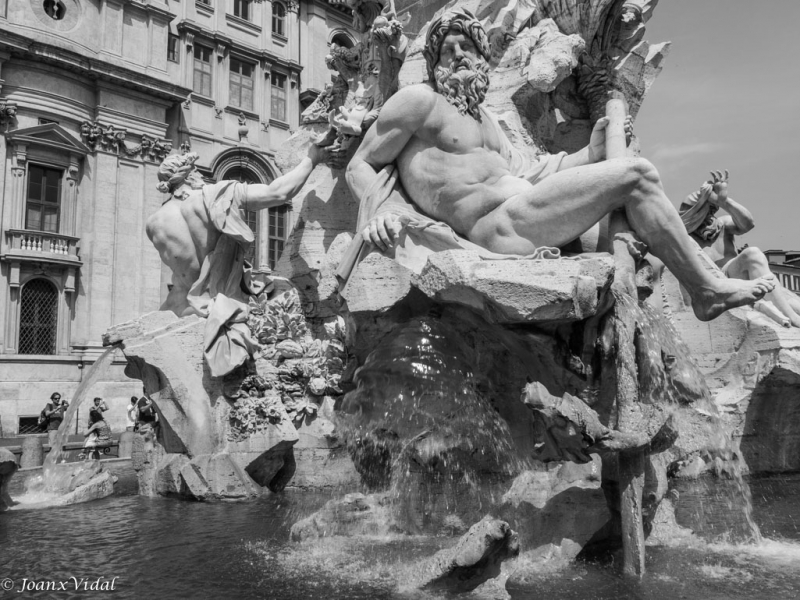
<box><xmin>145</xmin><ymin>145</ymin><xmax>325</xmax><ymax>375</ymax></box>
<box><xmin>681</xmin><ymin>170</ymin><xmax>800</xmax><ymax>327</ymax></box>
<box><xmin>344</xmin><ymin>9</ymin><xmax>774</xmax><ymax>321</ymax></box>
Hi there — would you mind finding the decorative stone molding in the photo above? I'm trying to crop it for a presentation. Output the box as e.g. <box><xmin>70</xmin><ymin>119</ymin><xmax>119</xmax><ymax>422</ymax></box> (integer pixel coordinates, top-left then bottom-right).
<box><xmin>286</xmin><ymin>0</ymin><xmax>299</xmax><ymax>13</ymax></box>
<box><xmin>185</xmin><ymin>32</ymin><xmax>195</xmax><ymax>50</ymax></box>
<box><xmin>237</xmin><ymin>113</ymin><xmax>249</xmax><ymax>141</ymax></box>
<box><xmin>183</xmin><ymin>95</ymin><xmax>192</xmax><ymax>110</ymax></box>
<box><xmin>180</xmin><ymin>139</ymin><xmax>192</xmax><ymax>155</ymax></box>
<box><xmin>216</xmin><ymin>42</ymin><xmax>228</xmax><ymax>61</ymax></box>
<box><xmin>11</xmin><ymin>145</ymin><xmax>27</xmax><ymax>177</ymax></box>
<box><xmin>0</xmin><ymin>100</ymin><xmax>17</xmax><ymax>126</ymax></box>
<box><xmin>79</xmin><ymin>121</ymin><xmax>172</xmax><ymax>162</ymax></box>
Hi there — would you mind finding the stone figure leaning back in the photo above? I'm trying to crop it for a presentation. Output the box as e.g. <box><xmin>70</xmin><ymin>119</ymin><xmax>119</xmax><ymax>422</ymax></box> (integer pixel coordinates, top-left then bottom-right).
<box><xmin>344</xmin><ymin>8</ymin><xmax>775</xmax><ymax>322</ymax></box>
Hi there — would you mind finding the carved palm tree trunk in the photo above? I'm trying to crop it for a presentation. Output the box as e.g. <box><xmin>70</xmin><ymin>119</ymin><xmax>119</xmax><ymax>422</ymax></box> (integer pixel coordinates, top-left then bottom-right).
<box><xmin>606</xmin><ymin>92</ymin><xmax>646</xmax><ymax>577</ymax></box>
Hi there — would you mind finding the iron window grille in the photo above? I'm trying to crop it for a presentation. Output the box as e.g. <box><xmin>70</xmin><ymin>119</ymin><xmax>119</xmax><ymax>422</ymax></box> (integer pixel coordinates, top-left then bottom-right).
<box><xmin>18</xmin><ymin>279</ymin><xmax>58</xmax><ymax>355</ymax></box>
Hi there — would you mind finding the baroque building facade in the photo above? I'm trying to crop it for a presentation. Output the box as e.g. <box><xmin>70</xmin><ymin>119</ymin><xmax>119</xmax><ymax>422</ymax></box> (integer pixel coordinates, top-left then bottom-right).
<box><xmin>0</xmin><ymin>0</ymin><xmax>355</xmax><ymax>437</ymax></box>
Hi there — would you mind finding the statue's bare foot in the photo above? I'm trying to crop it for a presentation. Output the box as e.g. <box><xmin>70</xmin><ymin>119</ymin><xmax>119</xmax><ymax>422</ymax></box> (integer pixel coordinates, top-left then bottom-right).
<box><xmin>690</xmin><ymin>276</ymin><xmax>776</xmax><ymax>321</ymax></box>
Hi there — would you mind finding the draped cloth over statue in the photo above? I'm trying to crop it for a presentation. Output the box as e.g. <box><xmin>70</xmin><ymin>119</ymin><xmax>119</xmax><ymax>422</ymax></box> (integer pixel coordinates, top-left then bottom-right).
<box><xmin>335</xmin><ymin>107</ymin><xmax>568</xmax><ymax>292</ymax></box>
<box><xmin>186</xmin><ymin>181</ymin><xmax>259</xmax><ymax>377</ymax></box>
<box><xmin>679</xmin><ymin>182</ymin><xmax>724</xmax><ymax>243</ymax></box>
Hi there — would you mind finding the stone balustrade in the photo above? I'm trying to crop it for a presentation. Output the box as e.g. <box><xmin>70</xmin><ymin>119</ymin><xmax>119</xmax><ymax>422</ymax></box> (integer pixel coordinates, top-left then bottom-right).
<box><xmin>5</xmin><ymin>229</ymin><xmax>81</xmax><ymax>262</ymax></box>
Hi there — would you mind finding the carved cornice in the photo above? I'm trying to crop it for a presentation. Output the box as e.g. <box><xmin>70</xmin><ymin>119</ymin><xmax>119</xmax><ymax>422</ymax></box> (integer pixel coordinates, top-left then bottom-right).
<box><xmin>0</xmin><ymin>30</ymin><xmax>190</xmax><ymax>104</ymax></box>
<box><xmin>79</xmin><ymin>121</ymin><xmax>172</xmax><ymax>162</ymax></box>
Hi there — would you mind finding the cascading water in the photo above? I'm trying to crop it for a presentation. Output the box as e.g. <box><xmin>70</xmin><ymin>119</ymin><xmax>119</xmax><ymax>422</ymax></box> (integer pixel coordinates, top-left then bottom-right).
<box><xmin>617</xmin><ymin>293</ymin><xmax>762</xmax><ymax>543</ymax></box>
<box><xmin>17</xmin><ymin>347</ymin><xmax>118</xmax><ymax>505</ymax></box>
<box><xmin>338</xmin><ymin>317</ymin><xmax>521</xmax><ymax>531</ymax></box>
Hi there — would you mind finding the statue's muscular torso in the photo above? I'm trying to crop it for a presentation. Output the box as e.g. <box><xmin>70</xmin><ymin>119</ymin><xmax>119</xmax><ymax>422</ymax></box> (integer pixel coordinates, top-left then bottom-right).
<box><xmin>145</xmin><ymin>192</ymin><xmax>221</xmax><ymax>292</ymax></box>
<box><xmin>393</xmin><ymin>85</ymin><xmax>533</xmax><ymax>238</ymax></box>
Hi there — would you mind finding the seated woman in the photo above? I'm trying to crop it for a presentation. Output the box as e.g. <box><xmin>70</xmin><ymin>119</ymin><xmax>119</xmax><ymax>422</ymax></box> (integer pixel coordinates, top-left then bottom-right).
<box><xmin>80</xmin><ymin>408</ymin><xmax>112</xmax><ymax>460</ymax></box>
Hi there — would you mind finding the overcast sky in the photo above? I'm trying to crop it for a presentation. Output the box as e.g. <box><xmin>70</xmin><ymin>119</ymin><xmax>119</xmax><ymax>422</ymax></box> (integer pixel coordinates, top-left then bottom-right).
<box><xmin>634</xmin><ymin>0</ymin><xmax>800</xmax><ymax>251</ymax></box>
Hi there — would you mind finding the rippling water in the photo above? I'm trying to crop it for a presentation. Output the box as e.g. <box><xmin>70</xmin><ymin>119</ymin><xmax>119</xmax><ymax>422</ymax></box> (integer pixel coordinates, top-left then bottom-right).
<box><xmin>1</xmin><ymin>476</ymin><xmax>798</xmax><ymax>599</ymax></box>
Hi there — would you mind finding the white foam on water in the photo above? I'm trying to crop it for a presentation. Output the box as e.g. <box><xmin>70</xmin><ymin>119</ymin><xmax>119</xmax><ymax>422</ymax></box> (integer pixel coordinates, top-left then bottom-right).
<box><xmin>707</xmin><ymin>537</ymin><xmax>800</xmax><ymax>573</ymax></box>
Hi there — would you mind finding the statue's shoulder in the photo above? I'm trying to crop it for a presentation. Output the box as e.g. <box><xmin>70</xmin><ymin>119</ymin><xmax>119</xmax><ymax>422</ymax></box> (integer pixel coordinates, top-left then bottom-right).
<box><xmin>388</xmin><ymin>84</ymin><xmax>438</xmax><ymax>111</ymax></box>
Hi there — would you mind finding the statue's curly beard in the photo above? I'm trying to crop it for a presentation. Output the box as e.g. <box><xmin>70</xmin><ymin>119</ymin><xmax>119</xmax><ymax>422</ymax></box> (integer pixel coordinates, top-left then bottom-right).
<box><xmin>434</xmin><ymin>56</ymin><xmax>490</xmax><ymax>121</ymax></box>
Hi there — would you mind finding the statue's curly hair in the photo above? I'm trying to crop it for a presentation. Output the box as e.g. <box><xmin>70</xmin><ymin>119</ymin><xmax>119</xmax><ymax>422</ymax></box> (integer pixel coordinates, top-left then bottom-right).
<box><xmin>156</xmin><ymin>152</ymin><xmax>199</xmax><ymax>195</ymax></box>
<box><xmin>423</xmin><ymin>9</ymin><xmax>491</xmax><ymax>82</ymax></box>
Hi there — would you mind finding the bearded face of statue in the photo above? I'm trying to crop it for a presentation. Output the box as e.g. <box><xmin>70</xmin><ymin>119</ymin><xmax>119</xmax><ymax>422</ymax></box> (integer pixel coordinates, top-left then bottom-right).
<box><xmin>434</xmin><ymin>31</ymin><xmax>490</xmax><ymax>121</ymax></box>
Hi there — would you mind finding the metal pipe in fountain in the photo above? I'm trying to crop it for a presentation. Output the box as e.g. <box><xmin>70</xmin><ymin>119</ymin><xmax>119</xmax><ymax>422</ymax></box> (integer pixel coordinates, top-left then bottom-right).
<box><xmin>605</xmin><ymin>91</ymin><xmax>646</xmax><ymax>578</ymax></box>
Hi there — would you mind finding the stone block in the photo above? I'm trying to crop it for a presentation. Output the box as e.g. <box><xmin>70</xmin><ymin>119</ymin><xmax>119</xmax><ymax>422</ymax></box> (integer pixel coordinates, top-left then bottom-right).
<box><xmin>179</xmin><ymin>461</ymin><xmax>211</xmax><ymax>500</ymax></box>
<box><xmin>412</xmin><ymin>251</ymin><xmax>614</xmax><ymax>323</ymax></box>
<box><xmin>109</xmin><ymin>311</ymin><xmax>220</xmax><ymax>457</ymax></box>
<box><xmin>185</xmin><ymin>453</ymin><xmax>259</xmax><ymax>499</ymax></box>
<box><xmin>1</xmin><ymin>447</ymin><xmax>18</xmax><ymax>511</ymax></box>
<box><xmin>155</xmin><ymin>453</ymin><xmax>190</xmax><ymax>496</ymax></box>
<box><xmin>420</xmin><ymin>516</ymin><xmax>520</xmax><ymax>594</ymax></box>
<box><xmin>341</xmin><ymin>252</ymin><xmax>414</xmax><ymax>315</ymax></box>
<box><xmin>240</xmin><ymin>440</ymin><xmax>296</xmax><ymax>491</ymax></box>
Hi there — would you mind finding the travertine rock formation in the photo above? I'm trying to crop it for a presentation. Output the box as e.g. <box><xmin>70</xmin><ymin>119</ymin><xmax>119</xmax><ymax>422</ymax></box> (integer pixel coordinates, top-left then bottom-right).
<box><xmin>0</xmin><ymin>448</ymin><xmax>17</xmax><ymax>511</ymax></box>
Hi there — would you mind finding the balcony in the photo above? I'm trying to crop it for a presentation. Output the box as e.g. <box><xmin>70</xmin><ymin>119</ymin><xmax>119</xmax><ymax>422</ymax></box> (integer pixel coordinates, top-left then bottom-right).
<box><xmin>2</xmin><ymin>229</ymin><xmax>82</xmax><ymax>268</ymax></box>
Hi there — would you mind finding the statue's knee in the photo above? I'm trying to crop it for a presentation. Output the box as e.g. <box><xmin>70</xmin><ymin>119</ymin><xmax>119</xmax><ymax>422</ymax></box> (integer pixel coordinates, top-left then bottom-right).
<box><xmin>629</xmin><ymin>157</ymin><xmax>659</xmax><ymax>186</ymax></box>
<box><xmin>740</xmin><ymin>246</ymin><xmax>767</xmax><ymax>267</ymax></box>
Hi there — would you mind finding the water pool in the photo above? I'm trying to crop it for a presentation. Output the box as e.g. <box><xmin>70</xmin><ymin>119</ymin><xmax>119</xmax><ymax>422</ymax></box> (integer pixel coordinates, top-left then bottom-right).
<box><xmin>1</xmin><ymin>475</ymin><xmax>798</xmax><ymax>599</ymax></box>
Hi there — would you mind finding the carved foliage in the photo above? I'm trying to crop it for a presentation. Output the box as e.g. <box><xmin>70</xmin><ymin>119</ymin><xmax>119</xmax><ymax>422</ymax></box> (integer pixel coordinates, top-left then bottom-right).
<box><xmin>80</xmin><ymin>121</ymin><xmax>173</xmax><ymax>162</ymax></box>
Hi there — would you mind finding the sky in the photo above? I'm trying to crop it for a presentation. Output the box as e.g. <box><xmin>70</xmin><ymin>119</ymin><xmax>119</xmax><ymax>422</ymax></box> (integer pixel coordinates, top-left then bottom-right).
<box><xmin>634</xmin><ymin>0</ymin><xmax>800</xmax><ymax>251</ymax></box>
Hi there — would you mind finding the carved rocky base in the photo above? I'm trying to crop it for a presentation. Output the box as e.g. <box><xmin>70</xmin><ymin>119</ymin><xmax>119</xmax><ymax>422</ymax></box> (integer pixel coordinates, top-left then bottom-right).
<box><xmin>107</xmin><ymin>309</ymin><xmax>359</xmax><ymax>500</ymax></box>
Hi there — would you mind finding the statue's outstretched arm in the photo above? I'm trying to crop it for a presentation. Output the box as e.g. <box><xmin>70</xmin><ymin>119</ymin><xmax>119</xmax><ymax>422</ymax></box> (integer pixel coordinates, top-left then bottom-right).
<box><xmin>244</xmin><ymin>144</ymin><xmax>326</xmax><ymax>211</ymax></box>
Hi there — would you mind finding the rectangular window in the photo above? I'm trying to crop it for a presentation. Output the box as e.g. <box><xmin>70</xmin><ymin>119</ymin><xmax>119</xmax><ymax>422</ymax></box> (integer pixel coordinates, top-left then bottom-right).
<box><xmin>26</xmin><ymin>165</ymin><xmax>62</xmax><ymax>233</ymax></box>
<box><xmin>168</xmin><ymin>34</ymin><xmax>180</xmax><ymax>63</ymax></box>
<box><xmin>193</xmin><ymin>45</ymin><xmax>213</xmax><ymax>97</ymax></box>
<box><xmin>18</xmin><ymin>416</ymin><xmax>43</xmax><ymax>436</ymax></box>
<box><xmin>233</xmin><ymin>0</ymin><xmax>250</xmax><ymax>20</ymax></box>
<box><xmin>229</xmin><ymin>58</ymin><xmax>254</xmax><ymax>111</ymax></box>
<box><xmin>268</xmin><ymin>205</ymin><xmax>289</xmax><ymax>270</ymax></box>
<box><xmin>271</xmin><ymin>72</ymin><xmax>286</xmax><ymax>121</ymax></box>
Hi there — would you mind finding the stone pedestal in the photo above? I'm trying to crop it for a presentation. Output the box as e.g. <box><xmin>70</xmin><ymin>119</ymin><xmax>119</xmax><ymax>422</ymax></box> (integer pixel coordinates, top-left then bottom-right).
<box><xmin>20</xmin><ymin>437</ymin><xmax>44</xmax><ymax>469</ymax></box>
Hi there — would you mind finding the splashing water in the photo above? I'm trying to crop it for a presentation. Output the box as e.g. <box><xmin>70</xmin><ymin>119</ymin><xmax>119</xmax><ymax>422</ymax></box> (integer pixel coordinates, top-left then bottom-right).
<box><xmin>616</xmin><ymin>293</ymin><xmax>762</xmax><ymax>543</ymax></box>
<box><xmin>16</xmin><ymin>347</ymin><xmax>118</xmax><ymax>505</ymax></box>
<box><xmin>338</xmin><ymin>318</ymin><xmax>520</xmax><ymax>531</ymax></box>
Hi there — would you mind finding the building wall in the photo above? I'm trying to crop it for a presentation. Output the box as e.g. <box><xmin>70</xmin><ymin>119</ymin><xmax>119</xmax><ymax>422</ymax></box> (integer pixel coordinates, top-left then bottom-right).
<box><xmin>0</xmin><ymin>0</ymin><xmax>357</xmax><ymax>438</ymax></box>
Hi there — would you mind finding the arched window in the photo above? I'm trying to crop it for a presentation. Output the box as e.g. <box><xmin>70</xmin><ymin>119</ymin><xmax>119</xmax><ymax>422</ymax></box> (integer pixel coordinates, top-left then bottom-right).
<box><xmin>223</xmin><ymin>165</ymin><xmax>288</xmax><ymax>271</ymax></box>
<box><xmin>225</xmin><ymin>167</ymin><xmax>259</xmax><ymax>265</ymax></box>
<box><xmin>272</xmin><ymin>2</ymin><xmax>286</xmax><ymax>37</ymax></box>
<box><xmin>19</xmin><ymin>278</ymin><xmax>58</xmax><ymax>355</ymax></box>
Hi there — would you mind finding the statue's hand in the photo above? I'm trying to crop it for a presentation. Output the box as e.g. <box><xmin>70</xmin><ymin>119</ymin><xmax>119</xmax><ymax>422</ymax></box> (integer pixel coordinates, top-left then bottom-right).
<box><xmin>307</xmin><ymin>142</ymin><xmax>328</xmax><ymax>167</ymax></box>
<box><xmin>708</xmin><ymin>169</ymin><xmax>729</xmax><ymax>206</ymax></box>
<box><xmin>589</xmin><ymin>115</ymin><xmax>635</xmax><ymax>162</ymax></box>
<box><xmin>624</xmin><ymin>115</ymin><xmax>634</xmax><ymax>146</ymax></box>
<box><xmin>362</xmin><ymin>212</ymin><xmax>402</xmax><ymax>251</ymax></box>
<box><xmin>588</xmin><ymin>116</ymin><xmax>609</xmax><ymax>162</ymax></box>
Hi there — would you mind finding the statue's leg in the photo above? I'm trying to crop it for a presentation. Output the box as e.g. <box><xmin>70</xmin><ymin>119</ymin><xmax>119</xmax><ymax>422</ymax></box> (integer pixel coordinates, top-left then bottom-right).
<box><xmin>725</xmin><ymin>248</ymin><xmax>800</xmax><ymax>327</ymax></box>
<box><xmin>469</xmin><ymin>157</ymin><xmax>774</xmax><ymax>321</ymax></box>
